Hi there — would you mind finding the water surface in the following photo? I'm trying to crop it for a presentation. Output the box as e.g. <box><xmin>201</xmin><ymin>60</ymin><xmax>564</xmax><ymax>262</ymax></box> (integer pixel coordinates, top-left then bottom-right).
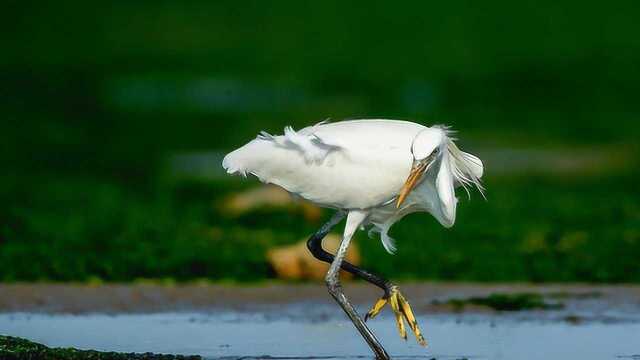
<box><xmin>1</xmin><ymin>311</ymin><xmax>639</xmax><ymax>360</ymax></box>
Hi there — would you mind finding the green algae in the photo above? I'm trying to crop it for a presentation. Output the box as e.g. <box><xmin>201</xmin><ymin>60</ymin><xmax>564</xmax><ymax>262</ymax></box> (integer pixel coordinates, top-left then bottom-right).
<box><xmin>435</xmin><ymin>293</ymin><xmax>564</xmax><ymax>312</ymax></box>
<box><xmin>0</xmin><ymin>335</ymin><xmax>201</xmax><ymax>360</ymax></box>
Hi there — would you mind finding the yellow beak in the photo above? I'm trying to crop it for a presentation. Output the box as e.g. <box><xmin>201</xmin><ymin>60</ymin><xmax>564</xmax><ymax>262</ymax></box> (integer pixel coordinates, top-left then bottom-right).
<box><xmin>396</xmin><ymin>161</ymin><xmax>427</xmax><ymax>208</ymax></box>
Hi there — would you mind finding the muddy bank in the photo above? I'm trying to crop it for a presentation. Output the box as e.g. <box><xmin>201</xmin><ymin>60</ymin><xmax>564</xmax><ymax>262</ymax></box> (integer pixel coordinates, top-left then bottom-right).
<box><xmin>1</xmin><ymin>283</ymin><xmax>639</xmax><ymax>320</ymax></box>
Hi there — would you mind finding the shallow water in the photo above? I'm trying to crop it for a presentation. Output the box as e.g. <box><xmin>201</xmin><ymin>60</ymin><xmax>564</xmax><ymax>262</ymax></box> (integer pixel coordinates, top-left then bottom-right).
<box><xmin>1</xmin><ymin>311</ymin><xmax>639</xmax><ymax>360</ymax></box>
<box><xmin>2</xmin><ymin>284</ymin><xmax>639</xmax><ymax>359</ymax></box>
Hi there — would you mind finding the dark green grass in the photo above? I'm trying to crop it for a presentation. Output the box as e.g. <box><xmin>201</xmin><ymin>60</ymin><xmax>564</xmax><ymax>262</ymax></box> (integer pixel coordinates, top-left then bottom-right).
<box><xmin>1</xmin><ymin>170</ymin><xmax>638</xmax><ymax>283</ymax></box>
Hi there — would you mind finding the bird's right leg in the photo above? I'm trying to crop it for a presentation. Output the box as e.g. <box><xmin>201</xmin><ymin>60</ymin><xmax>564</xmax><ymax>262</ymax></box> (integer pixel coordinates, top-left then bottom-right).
<box><xmin>307</xmin><ymin>212</ymin><xmax>426</xmax><ymax>347</ymax></box>
<box><xmin>324</xmin><ymin>210</ymin><xmax>390</xmax><ymax>360</ymax></box>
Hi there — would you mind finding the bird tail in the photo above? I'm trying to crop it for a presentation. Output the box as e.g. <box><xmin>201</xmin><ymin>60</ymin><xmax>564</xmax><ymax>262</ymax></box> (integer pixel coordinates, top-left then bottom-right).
<box><xmin>222</xmin><ymin>138</ymin><xmax>267</xmax><ymax>177</ymax></box>
<box><xmin>222</xmin><ymin>124</ymin><xmax>339</xmax><ymax>177</ymax></box>
<box><xmin>222</xmin><ymin>149</ymin><xmax>248</xmax><ymax>177</ymax></box>
<box><xmin>222</xmin><ymin>129</ymin><xmax>284</xmax><ymax>177</ymax></box>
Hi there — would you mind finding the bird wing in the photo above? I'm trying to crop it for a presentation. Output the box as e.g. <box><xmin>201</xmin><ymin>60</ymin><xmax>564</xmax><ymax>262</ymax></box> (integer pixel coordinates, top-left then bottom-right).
<box><xmin>223</xmin><ymin>119</ymin><xmax>426</xmax><ymax>209</ymax></box>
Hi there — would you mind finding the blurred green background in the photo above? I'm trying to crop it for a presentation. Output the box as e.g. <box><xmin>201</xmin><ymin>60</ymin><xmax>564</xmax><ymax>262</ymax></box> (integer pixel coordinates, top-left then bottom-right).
<box><xmin>1</xmin><ymin>1</ymin><xmax>639</xmax><ymax>282</ymax></box>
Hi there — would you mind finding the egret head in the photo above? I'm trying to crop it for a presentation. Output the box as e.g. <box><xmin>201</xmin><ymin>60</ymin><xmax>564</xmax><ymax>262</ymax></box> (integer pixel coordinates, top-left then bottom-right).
<box><xmin>396</xmin><ymin>126</ymin><xmax>484</xmax><ymax>227</ymax></box>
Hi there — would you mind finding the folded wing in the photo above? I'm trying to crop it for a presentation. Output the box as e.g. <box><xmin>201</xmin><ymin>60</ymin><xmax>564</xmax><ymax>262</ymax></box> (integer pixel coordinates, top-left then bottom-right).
<box><xmin>222</xmin><ymin>120</ymin><xmax>425</xmax><ymax>209</ymax></box>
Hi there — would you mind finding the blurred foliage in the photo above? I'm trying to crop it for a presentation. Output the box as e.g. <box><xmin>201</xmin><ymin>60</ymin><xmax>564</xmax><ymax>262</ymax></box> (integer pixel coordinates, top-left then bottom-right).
<box><xmin>1</xmin><ymin>1</ymin><xmax>639</xmax><ymax>282</ymax></box>
<box><xmin>1</xmin><ymin>172</ymin><xmax>639</xmax><ymax>282</ymax></box>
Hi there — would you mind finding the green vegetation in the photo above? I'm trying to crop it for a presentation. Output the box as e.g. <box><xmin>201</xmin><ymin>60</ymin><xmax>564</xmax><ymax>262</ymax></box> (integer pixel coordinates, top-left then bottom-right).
<box><xmin>1</xmin><ymin>171</ymin><xmax>638</xmax><ymax>282</ymax></box>
<box><xmin>2</xmin><ymin>2</ymin><xmax>639</xmax><ymax>283</ymax></box>
<box><xmin>436</xmin><ymin>293</ymin><xmax>563</xmax><ymax>311</ymax></box>
<box><xmin>0</xmin><ymin>335</ymin><xmax>200</xmax><ymax>360</ymax></box>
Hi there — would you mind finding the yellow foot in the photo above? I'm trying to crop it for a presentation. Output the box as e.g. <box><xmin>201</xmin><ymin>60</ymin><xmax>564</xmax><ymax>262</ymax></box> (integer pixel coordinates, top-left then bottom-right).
<box><xmin>364</xmin><ymin>285</ymin><xmax>427</xmax><ymax>346</ymax></box>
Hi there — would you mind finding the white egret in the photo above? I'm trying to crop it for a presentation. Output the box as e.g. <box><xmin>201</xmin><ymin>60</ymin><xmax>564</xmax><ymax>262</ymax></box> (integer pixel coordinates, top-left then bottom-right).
<box><xmin>222</xmin><ymin>119</ymin><xmax>484</xmax><ymax>359</ymax></box>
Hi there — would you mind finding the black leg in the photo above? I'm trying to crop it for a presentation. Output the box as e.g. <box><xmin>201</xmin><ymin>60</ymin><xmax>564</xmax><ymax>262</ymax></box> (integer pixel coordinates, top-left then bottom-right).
<box><xmin>307</xmin><ymin>211</ymin><xmax>393</xmax><ymax>297</ymax></box>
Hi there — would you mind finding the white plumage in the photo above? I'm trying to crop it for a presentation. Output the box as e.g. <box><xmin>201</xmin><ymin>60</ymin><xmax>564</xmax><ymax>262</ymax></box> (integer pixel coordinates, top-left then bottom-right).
<box><xmin>222</xmin><ymin>119</ymin><xmax>484</xmax><ymax>254</ymax></box>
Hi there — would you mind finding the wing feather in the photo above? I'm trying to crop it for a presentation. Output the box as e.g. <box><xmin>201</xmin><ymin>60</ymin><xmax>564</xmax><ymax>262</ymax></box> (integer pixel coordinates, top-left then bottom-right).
<box><xmin>222</xmin><ymin>119</ymin><xmax>425</xmax><ymax>209</ymax></box>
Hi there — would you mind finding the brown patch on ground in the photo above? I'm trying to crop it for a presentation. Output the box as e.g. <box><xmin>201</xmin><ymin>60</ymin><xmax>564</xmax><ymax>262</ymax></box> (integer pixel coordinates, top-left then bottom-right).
<box><xmin>267</xmin><ymin>234</ymin><xmax>360</xmax><ymax>280</ymax></box>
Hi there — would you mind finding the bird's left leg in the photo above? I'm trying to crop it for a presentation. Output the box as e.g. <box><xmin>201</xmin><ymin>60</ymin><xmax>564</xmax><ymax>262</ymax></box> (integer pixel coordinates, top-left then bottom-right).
<box><xmin>307</xmin><ymin>211</ymin><xmax>427</xmax><ymax>346</ymax></box>
<box><xmin>307</xmin><ymin>213</ymin><xmax>426</xmax><ymax>346</ymax></box>
<box><xmin>325</xmin><ymin>210</ymin><xmax>390</xmax><ymax>360</ymax></box>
